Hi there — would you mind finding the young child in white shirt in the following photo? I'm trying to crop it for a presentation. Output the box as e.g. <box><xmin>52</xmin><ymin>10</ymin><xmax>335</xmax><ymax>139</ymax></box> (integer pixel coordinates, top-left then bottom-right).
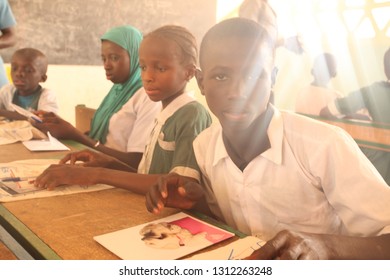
<box><xmin>0</xmin><ymin>47</ymin><xmax>58</xmax><ymax>120</ymax></box>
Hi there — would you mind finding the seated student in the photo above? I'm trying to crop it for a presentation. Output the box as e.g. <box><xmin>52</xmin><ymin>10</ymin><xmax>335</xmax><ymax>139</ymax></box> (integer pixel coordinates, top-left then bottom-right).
<box><xmin>295</xmin><ymin>52</ymin><xmax>343</xmax><ymax>116</ymax></box>
<box><xmin>320</xmin><ymin>47</ymin><xmax>390</xmax><ymax>123</ymax></box>
<box><xmin>0</xmin><ymin>48</ymin><xmax>58</xmax><ymax>120</ymax></box>
<box><xmin>145</xmin><ymin>18</ymin><xmax>390</xmax><ymax>260</ymax></box>
<box><xmin>34</xmin><ymin>25</ymin><xmax>161</xmax><ymax>169</ymax></box>
<box><xmin>239</xmin><ymin>0</ymin><xmax>304</xmax><ymax>54</ymax></box>
<box><xmin>34</xmin><ymin>25</ymin><xmax>212</xmax><ymax>194</ymax></box>
<box><xmin>320</xmin><ymin>47</ymin><xmax>390</xmax><ymax>185</ymax></box>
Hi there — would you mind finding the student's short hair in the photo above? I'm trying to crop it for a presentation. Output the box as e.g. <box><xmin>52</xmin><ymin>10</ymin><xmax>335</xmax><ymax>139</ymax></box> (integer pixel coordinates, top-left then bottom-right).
<box><xmin>13</xmin><ymin>47</ymin><xmax>48</xmax><ymax>74</ymax></box>
<box><xmin>145</xmin><ymin>25</ymin><xmax>198</xmax><ymax>66</ymax></box>
<box><xmin>313</xmin><ymin>52</ymin><xmax>337</xmax><ymax>78</ymax></box>
<box><xmin>199</xmin><ymin>17</ymin><xmax>277</xmax><ymax>67</ymax></box>
<box><xmin>384</xmin><ymin>47</ymin><xmax>390</xmax><ymax>80</ymax></box>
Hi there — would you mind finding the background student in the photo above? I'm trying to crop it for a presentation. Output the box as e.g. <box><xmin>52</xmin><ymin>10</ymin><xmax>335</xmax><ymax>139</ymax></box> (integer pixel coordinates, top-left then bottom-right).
<box><xmin>239</xmin><ymin>0</ymin><xmax>304</xmax><ymax>54</ymax></box>
<box><xmin>319</xmin><ymin>47</ymin><xmax>390</xmax><ymax>185</ymax></box>
<box><xmin>0</xmin><ymin>47</ymin><xmax>58</xmax><ymax>120</ymax></box>
<box><xmin>0</xmin><ymin>0</ymin><xmax>16</xmax><ymax>88</ymax></box>
<box><xmin>34</xmin><ymin>25</ymin><xmax>161</xmax><ymax>169</ymax></box>
<box><xmin>145</xmin><ymin>18</ymin><xmax>390</xmax><ymax>260</ymax></box>
<box><xmin>320</xmin><ymin>47</ymin><xmax>390</xmax><ymax>123</ymax></box>
<box><xmin>295</xmin><ymin>52</ymin><xmax>342</xmax><ymax>116</ymax></box>
<box><xmin>34</xmin><ymin>25</ymin><xmax>211</xmax><ymax>194</ymax></box>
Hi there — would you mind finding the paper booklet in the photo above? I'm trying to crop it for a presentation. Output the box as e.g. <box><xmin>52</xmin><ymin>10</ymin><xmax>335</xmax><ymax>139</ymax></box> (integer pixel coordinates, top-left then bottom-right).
<box><xmin>0</xmin><ymin>159</ymin><xmax>112</xmax><ymax>202</ymax></box>
<box><xmin>94</xmin><ymin>212</ymin><xmax>235</xmax><ymax>260</ymax></box>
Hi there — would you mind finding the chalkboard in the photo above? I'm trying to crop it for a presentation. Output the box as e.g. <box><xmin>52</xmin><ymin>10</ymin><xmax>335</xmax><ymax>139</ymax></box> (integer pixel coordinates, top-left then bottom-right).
<box><xmin>2</xmin><ymin>0</ymin><xmax>216</xmax><ymax>65</ymax></box>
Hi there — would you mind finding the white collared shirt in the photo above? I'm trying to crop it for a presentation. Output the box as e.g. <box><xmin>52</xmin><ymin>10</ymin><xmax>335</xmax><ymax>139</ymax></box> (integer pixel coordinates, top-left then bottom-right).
<box><xmin>0</xmin><ymin>84</ymin><xmax>59</xmax><ymax>113</ymax></box>
<box><xmin>193</xmin><ymin>107</ymin><xmax>390</xmax><ymax>240</ymax></box>
<box><xmin>105</xmin><ymin>87</ymin><xmax>162</xmax><ymax>152</ymax></box>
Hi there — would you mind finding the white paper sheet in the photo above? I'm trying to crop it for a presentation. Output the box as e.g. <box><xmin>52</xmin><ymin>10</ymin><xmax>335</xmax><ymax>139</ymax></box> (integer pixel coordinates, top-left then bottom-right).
<box><xmin>22</xmin><ymin>132</ymin><xmax>69</xmax><ymax>151</ymax></box>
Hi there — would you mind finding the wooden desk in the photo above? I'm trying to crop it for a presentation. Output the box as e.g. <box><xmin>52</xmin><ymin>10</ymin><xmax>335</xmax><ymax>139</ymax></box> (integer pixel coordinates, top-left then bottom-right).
<box><xmin>0</xmin><ymin>240</ymin><xmax>17</xmax><ymax>260</ymax></box>
<box><xmin>0</xmin><ymin>141</ymin><xmax>239</xmax><ymax>259</ymax></box>
<box><xmin>303</xmin><ymin>115</ymin><xmax>390</xmax><ymax>152</ymax></box>
<box><xmin>0</xmin><ymin>141</ymin><xmax>182</xmax><ymax>259</ymax></box>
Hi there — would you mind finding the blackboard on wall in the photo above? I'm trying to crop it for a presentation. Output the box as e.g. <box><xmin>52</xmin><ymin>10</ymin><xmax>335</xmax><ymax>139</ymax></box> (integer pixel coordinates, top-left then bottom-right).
<box><xmin>2</xmin><ymin>0</ymin><xmax>216</xmax><ymax>65</ymax></box>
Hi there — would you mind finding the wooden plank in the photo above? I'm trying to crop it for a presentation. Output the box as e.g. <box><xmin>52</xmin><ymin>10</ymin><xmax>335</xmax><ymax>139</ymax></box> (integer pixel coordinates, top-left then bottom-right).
<box><xmin>303</xmin><ymin>115</ymin><xmax>390</xmax><ymax>152</ymax></box>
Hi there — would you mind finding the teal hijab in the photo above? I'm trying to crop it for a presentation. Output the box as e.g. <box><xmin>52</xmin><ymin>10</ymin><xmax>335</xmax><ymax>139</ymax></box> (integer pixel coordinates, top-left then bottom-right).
<box><xmin>89</xmin><ymin>25</ymin><xmax>143</xmax><ymax>143</ymax></box>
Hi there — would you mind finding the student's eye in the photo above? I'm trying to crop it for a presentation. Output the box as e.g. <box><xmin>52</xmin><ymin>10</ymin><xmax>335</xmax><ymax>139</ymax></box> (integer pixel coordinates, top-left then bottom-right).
<box><xmin>109</xmin><ymin>55</ymin><xmax>120</xmax><ymax>62</ymax></box>
<box><xmin>214</xmin><ymin>74</ymin><xmax>227</xmax><ymax>81</ymax></box>
<box><xmin>25</xmin><ymin>68</ymin><xmax>34</xmax><ymax>73</ymax></box>
<box><xmin>157</xmin><ymin>67</ymin><xmax>166</xmax><ymax>72</ymax></box>
<box><xmin>139</xmin><ymin>65</ymin><xmax>146</xmax><ymax>71</ymax></box>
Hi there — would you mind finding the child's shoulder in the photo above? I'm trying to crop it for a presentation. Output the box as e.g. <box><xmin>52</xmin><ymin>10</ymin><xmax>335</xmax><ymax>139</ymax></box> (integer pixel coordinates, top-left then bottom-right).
<box><xmin>175</xmin><ymin>100</ymin><xmax>210</xmax><ymax>117</ymax></box>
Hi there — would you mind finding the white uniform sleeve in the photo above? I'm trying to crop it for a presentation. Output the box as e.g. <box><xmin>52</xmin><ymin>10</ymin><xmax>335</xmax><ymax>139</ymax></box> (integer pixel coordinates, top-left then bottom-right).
<box><xmin>37</xmin><ymin>88</ymin><xmax>59</xmax><ymax>113</ymax></box>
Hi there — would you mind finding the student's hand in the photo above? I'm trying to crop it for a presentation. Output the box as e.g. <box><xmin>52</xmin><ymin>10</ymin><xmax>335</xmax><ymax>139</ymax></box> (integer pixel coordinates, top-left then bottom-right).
<box><xmin>145</xmin><ymin>173</ymin><xmax>204</xmax><ymax>214</ymax></box>
<box><xmin>245</xmin><ymin>230</ymin><xmax>330</xmax><ymax>260</ymax></box>
<box><xmin>59</xmin><ymin>149</ymin><xmax>118</xmax><ymax>168</ymax></box>
<box><xmin>34</xmin><ymin>164</ymin><xmax>99</xmax><ymax>190</ymax></box>
<box><xmin>32</xmin><ymin>111</ymin><xmax>79</xmax><ymax>139</ymax></box>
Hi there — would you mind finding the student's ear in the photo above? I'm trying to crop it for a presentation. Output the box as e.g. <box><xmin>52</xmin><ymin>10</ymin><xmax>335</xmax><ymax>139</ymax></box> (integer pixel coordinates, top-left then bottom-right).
<box><xmin>185</xmin><ymin>64</ymin><xmax>196</xmax><ymax>82</ymax></box>
<box><xmin>195</xmin><ymin>68</ymin><xmax>205</xmax><ymax>96</ymax></box>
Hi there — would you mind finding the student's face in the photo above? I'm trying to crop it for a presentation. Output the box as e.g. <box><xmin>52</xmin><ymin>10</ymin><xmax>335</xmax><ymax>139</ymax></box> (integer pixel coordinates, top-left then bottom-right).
<box><xmin>101</xmin><ymin>40</ymin><xmax>130</xmax><ymax>84</ymax></box>
<box><xmin>10</xmin><ymin>54</ymin><xmax>47</xmax><ymax>96</ymax></box>
<box><xmin>139</xmin><ymin>36</ymin><xmax>193</xmax><ymax>108</ymax></box>
<box><xmin>197</xmin><ymin>37</ymin><xmax>273</xmax><ymax>131</ymax></box>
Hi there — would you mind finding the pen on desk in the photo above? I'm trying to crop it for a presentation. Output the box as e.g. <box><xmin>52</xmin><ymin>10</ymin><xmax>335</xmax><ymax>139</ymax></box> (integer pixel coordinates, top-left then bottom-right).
<box><xmin>1</xmin><ymin>177</ymin><xmax>35</xmax><ymax>182</ymax></box>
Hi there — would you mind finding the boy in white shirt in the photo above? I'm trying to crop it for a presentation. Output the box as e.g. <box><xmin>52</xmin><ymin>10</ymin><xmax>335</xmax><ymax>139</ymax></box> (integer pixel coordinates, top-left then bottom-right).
<box><xmin>145</xmin><ymin>18</ymin><xmax>390</xmax><ymax>260</ymax></box>
<box><xmin>0</xmin><ymin>47</ymin><xmax>58</xmax><ymax>120</ymax></box>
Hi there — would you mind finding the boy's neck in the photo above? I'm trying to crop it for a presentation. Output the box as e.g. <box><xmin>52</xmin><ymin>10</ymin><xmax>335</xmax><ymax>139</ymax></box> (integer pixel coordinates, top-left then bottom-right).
<box><xmin>16</xmin><ymin>85</ymin><xmax>42</xmax><ymax>96</ymax></box>
<box><xmin>222</xmin><ymin>105</ymin><xmax>274</xmax><ymax>171</ymax></box>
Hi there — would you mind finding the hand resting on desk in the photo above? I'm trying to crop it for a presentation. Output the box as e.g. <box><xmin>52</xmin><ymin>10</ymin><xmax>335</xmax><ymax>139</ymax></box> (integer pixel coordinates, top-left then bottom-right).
<box><xmin>145</xmin><ymin>172</ymin><xmax>204</xmax><ymax>214</ymax></box>
<box><xmin>34</xmin><ymin>163</ymin><xmax>102</xmax><ymax>190</ymax></box>
<box><xmin>245</xmin><ymin>230</ymin><xmax>330</xmax><ymax>260</ymax></box>
<box><xmin>34</xmin><ymin>149</ymin><xmax>136</xmax><ymax>190</ymax></box>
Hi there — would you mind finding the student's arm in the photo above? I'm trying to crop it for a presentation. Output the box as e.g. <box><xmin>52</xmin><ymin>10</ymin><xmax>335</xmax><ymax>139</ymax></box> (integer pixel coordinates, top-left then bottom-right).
<box><xmin>34</xmin><ymin>164</ymin><xmax>161</xmax><ymax>194</ymax></box>
<box><xmin>34</xmin><ymin>112</ymin><xmax>143</xmax><ymax>169</ymax></box>
<box><xmin>0</xmin><ymin>109</ymin><xmax>28</xmax><ymax>120</ymax></box>
<box><xmin>59</xmin><ymin>149</ymin><xmax>136</xmax><ymax>172</ymax></box>
<box><xmin>246</xmin><ymin>230</ymin><xmax>390</xmax><ymax>260</ymax></box>
<box><xmin>0</xmin><ymin>27</ymin><xmax>16</xmax><ymax>49</ymax></box>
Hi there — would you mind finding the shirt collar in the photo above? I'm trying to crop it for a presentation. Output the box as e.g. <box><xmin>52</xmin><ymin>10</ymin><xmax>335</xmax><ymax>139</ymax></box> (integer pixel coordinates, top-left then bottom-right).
<box><xmin>157</xmin><ymin>91</ymin><xmax>195</xmax><ymax>125</ymax></box>
<box><xmin>212</xmin><ymin>104</ymin><xmax>284</xmax><ymax>167</ymax></box>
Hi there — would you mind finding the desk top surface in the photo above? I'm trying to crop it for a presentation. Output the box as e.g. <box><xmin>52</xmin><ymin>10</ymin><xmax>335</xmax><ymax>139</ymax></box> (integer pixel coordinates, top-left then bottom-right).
<box><xmin>0</xmin><ymin>240</ymin><xmax>17</xmax><ymax>260</ymax></box>
<box><xmin>0</xmin><ymin>141</ymin><xmax>183</xmax><ymax>259</ymax></box>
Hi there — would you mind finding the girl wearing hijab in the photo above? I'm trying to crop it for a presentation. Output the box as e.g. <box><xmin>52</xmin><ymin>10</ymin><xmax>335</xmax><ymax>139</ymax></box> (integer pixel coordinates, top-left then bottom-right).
<box><xmin>35</xmin><ymin>25</ymin><xmax>161</xmax><ymax>170</ymax></box>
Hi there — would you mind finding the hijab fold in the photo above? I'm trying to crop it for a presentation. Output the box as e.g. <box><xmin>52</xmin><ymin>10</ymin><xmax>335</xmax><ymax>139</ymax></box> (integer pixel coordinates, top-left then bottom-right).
<box><xmin>89</xmin><ymin>25</ymin><xmax>143</xmax><ymax>143</ymax></box>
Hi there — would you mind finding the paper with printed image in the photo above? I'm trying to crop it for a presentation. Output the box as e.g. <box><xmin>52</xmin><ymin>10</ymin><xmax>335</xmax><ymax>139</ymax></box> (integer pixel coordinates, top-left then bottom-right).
<box><xmin>94</xmin><ymin>212</ymin><xmax>235</xmax><ymax>260</ymax></box>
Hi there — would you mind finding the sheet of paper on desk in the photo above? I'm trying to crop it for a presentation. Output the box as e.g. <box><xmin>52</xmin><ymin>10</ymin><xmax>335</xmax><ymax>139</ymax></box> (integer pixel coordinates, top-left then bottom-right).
<box><xmin>22</xmin><ymin>132</ymin><xmax>69</xmax><ymax>151</ymax></box>
<box><xmin>185</xmin><ymin>235</ymin><xmax>266</xmax><ymax>260</ymax></box>
<box><xmin>0</xmin><ymin>159</ymin><xmax>113</xmax><ymax>202</ymax></box>
<box><xmin>94</xmin><ymin>212</ymin><xmax>235</xmax><ymax>260</ymax></box>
